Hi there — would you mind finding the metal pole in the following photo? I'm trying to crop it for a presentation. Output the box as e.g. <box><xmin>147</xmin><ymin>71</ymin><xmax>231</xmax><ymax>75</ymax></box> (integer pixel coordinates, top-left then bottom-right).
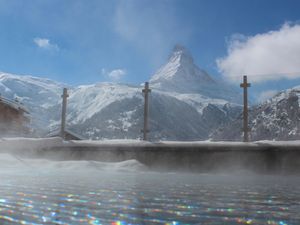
<box><xmin>142</xmin><ymin>82</ymin><xmax>151</xmax><ymax>141</ymax></box>
<box><xmin>60</xmin><ymin>88</ymin><xmax>69</xmax><ymax>139</ymax></box>
<box><xmin>240</xmin><ymin>75</ymin><xmax>251</xmax><ymax>142</ymax></box>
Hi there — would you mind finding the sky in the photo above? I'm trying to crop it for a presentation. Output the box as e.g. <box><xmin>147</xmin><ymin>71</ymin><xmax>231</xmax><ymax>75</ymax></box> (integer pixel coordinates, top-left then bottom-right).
<box><xmin>0</xmin><ymin>0</ymin><xmax>300</xmax><ymax>102</ymax></box>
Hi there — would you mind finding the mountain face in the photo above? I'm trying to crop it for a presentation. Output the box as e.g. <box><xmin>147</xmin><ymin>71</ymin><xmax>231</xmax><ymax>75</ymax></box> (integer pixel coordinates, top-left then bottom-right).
<box><xmin>68</xmin><ymin>88</ymin><xmax>210</xmax><ymax>140</ymax></box>
<box><xmin>150</xmin><ymin>45</ymin><xmax>240</xmax><ymax>102</ymax></box>
<box><xmin>212</xmin><ymin>87</ymin><xmax>300</xmax><ymax>141</ymax></box>
<box><xmin>0</xmin><ymin>45</ymin><xmax>242</xmax><ymax>140</ymax></box>
<box><xmin>0</xmin><ymin>73</ymin><xmax>65</xmax><ymax>133</ymax></box>
<box><xmin>150</xmin><ymin>45</ymin><xmax>215</xmax><ymax>91</ymax></box>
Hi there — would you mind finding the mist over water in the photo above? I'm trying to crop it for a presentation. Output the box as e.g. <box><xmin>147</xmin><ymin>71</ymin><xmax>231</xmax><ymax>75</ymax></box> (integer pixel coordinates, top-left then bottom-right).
<box><xmin>0</xmin><ymin>153</ymin><xmax>299</xmax><ymax>225</ymax></box>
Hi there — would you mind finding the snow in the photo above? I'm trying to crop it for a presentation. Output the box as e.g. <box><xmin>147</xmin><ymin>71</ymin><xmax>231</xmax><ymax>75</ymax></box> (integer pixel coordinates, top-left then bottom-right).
<box><xmin>161</xmin><ymin>91</ymin><xmax>229</xmax><ymax>114</ymax></box>
<box><xmin>68</xmin><ymin>138</ymin><xmax>300</xmax><ymax>148</ymax></box>
<box><xmin>1</xmin><ymin>137</ymin><xmax>300</xmax><ymax>150</ymax></box>
<box><xmin>0</xmin><ymin>72</ymin><xmax>66</xmax><ymax>132</ymax></box>
<box><xmin>2</xmin><ymin>44</ymin><xmax>300</xmax><ymax>142</ymax></box>
<box><xmin>0</xmin><ymin>45</ymin><xmax>242</xmax><ymax>140</ymax></box>
<box><xmin>267</xmin><ymin>86</ymin><xmax>300</xmax><ymax>104</ymax></box>
<box><xmin>68</xmin><ymin>83</ymin><xmax>142</xmax><ymax>124</ymax></box>
<box><xmin>214</xmin><ymin>84</ymin><xmax>300</xmax><ymax>141</ymax></box>
<box><xmin>150</xmin><ymin>45</ymin><xmax>216</xmax><ymax>93</ymax></box>
<box><xmin>0</xmin><ymin>72</ymin><xmax>66</xmax><ymax>97</ymax></box>
<box><xmin>0</xmin><ymin>137</ymin><xmax>63</xmax><ymax>152</ymax></box>
<box><xmin>254</xmin><ymin>140</ymin><xmax>300</xmax><ymax>146</ymax></box>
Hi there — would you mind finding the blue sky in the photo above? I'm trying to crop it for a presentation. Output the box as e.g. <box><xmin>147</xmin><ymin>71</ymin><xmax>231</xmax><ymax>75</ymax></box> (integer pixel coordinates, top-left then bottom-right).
<box><xmin>0</xmin><ymin>0</ymin><xmax>300</xmax><ymax>101</ymax></box>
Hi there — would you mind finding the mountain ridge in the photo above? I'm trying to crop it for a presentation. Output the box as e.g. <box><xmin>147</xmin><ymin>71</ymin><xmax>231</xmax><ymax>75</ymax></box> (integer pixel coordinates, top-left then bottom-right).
<box><xmin>212</xmin><ymin>86</ymin><xmax>300</xmax><ymax>141</ymax></box>
<box><xmin>0</xmin><ymin>45</ymin><xmax>242</xmax><ymax>140</ymax></box>
<box><xmin>149</xmin><ymin>45</ymin><xmax>241</xmax><ymax>103</ymax></box>
<box><xmin>150</xmin><ymin>44</ymin><xmax>216</xmax><ymax>85</ymax></box>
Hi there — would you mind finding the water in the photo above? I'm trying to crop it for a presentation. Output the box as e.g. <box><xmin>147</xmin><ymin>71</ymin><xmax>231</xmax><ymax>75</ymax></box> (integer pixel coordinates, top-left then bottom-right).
<box><xmin>0</xmin><ymin>153</ymin><xmax>300</xmax><ymax>225</ymax></box>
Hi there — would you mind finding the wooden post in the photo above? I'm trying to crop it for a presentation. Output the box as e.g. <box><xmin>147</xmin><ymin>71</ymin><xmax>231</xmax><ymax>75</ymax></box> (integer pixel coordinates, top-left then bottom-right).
<box><xmin>142</xmin><ymin>82</ymin><xmax>151</xmax><ymax>141</ymax></box>
<box><xmin>240</xmin><ymin>75</ymin><xmax>251</xmax><ymax>142</ymax></box>
<box><xmin>60</xmin><ymin>88</ymin><xmax>69</xmax><ymax>139</ymax></box>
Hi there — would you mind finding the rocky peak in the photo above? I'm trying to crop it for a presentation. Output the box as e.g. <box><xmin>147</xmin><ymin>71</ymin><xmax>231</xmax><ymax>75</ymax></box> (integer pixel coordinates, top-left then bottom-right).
<box><xmin>149</xmin><ymin>45</ymin><xmax>222</xmax><ymax>96</ymax></box>
<box><xmin>170</xmin><ymin>44</ymin><xmax>194</xmax><ymax>64</ymax></box>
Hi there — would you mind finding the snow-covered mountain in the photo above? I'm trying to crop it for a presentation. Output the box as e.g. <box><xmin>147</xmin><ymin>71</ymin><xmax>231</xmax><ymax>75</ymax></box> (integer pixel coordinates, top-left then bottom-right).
<box><xmin>212</xmin><ymin>87</ymin><xmax>300</xmax><ymax>141</ymax></box>
<box><xmin>150</xmin><ymin>45</ymin><xmax>240</xmax><ymax>102</ymax></box>
<box><xmin>150</xmin><ymin>45</ymin><xmax>215</xmax><ymax>90</ymax></box>
<box><xmin>0</xmin><ymin>72</ymin><xmax>66</xmax><ymax>133</ymax></box>
<box><xmin>0</xmin><ymin>45</ymin><xmax>242</xmax><ymax>140</ymax></box>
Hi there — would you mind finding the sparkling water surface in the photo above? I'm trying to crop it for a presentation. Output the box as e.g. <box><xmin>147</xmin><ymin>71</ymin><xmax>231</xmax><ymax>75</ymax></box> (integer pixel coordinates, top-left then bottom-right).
<box><xmin>0</xmin><ymin>155</ymin><xmax>299</xmax><ymax>225</ymax></box>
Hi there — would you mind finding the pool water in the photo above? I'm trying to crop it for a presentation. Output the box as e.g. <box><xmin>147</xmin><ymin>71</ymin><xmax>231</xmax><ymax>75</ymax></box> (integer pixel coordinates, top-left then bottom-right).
<box><xmin>0</xmin><ymin>155</ymin><xmax>299</xmax><ymax>225</ymax></box>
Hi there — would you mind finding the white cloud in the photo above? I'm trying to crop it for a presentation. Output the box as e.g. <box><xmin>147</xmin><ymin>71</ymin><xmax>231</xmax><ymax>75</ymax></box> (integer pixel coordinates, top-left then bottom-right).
<box><xmin>217</xmin><ymin>23</ymin><xmax>300</xmax><ymax>83</ymax></box>
<box><xmin>257</xmin><ymin>90</ymin><xmax>278</xmax><ymax>103</ymax></box>
<box><xmin>108</xmin><ymin>69</ymin><xmax>126</xmax><ymax>80</ymax></box>
<box><xmin>102</xmin><ymin>68</ymin><xmax>126</xmax><ymax>81</ymax></box>
<box><xmin>33</xmin><ymin>37</ymin><xmax>59</xmax><ymax>50</ymax></box>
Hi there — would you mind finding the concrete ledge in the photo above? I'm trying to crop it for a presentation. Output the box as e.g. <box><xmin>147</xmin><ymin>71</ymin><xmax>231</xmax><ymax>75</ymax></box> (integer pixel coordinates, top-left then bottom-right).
<box><xmin>1</xmin><ymin>138</ymin><xmax>300</xmax><ymax>174</ymax></box>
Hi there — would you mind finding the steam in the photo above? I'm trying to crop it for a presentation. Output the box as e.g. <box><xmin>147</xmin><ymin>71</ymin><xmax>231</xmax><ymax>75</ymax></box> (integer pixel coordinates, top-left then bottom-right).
<box><xmin>0</xmin><ymin>153</ymin><xmax>146</xmax><ymax>173</ymax></box>
<box><xmin>0</xmin><ymin>138</ymin><xmax>299</xmax><ymax>174</ymax></box>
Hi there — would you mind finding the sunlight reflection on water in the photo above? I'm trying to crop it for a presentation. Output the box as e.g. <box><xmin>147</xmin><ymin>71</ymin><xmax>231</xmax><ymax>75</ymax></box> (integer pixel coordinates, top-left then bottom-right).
<box><xmin>0</xmin><ymin>156</ymin><xmax>299</xmax><ymax>224</ymax></box>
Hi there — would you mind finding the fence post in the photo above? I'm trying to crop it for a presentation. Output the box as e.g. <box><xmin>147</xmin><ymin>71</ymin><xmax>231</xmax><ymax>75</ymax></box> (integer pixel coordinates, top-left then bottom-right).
<box><xmin>142</xmin><ymin>82</ymin><xmax>151</xmax><ymax>141</ymax></box>
<box><xmin>240</xmin><ymin>75</ymin><xmax>251</xmax><ymax>142</ymax></box>
<box><xmin>60</xmin><ymin>88</ymin><xmax>69</xmax><ymax>139</ymax></box>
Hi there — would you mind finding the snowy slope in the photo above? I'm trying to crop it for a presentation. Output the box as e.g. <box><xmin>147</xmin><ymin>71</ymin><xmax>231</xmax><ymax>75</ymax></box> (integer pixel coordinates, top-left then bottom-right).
<box><xmin>160</xmin><ymin>91</ymin><xmax>228</xmax><ymax>114</ymax></box>
<box><xmin>212</xmin><ymin>87</ymin><xmax>300</xmax><ymax>141</ymax></box>
<box><xmin>150</xmin><ymin>45</ymin><xmax>215</xmax><ymax>90</ymax></box>
<box><xmin>61</xmin><ymin>45</ymin><xmax>242</xmax><ymax>140</ymax></box>
<box><xmin>67</xmin><ymin>89</ymin><xmax>211</xmax><ymax>140</ymax></box>
<box><xmin>62</xmin><ymin>86</ymin><xmax>240</xmax><ymax>140</ymax></box>
<box><xmin>67</xmin><ymin>83</ymin><xmax>142</xmax><ymax>124</ymax></box>
<box><xmin>0</xmin><ymin>72</ymin><xmax>64</xmax><ymax>106</ymax></box>
<box><xmin>0</xmin><ymin>45</ymin><xmax>242</xmax><ymax>140</ymax></box>
<box><xmin>150</xmin><ymin>45</ymin><xmax>241</xmax><ymax>102</ymax></box>
<box><xmin>0</xmin><ymin>72</ymin><xmax>65</xmax><ymax>133</ymax></box>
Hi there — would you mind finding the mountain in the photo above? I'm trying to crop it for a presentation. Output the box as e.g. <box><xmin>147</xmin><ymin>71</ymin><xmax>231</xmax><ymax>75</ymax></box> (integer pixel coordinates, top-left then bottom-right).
<box><xmin>150</xmin><ymin>45</ymin><xmax>240</xmax><ymax>102</ymax></box>
<box><xmin>66</xmin><ymin>85</ymin><xmax>209</xmax><ymax>140</ymax></box>
<box><xmin>150</xmin><ymin>45</ymin><xmax>215</xmax><ymax>91</ymax></box>
<box><xmin>212</xmin><ymin>87</ymin><xmax>300</xmax><ymax>141</ymax></box>
<box><xmin>0</xmin><ymin>45</ymin><xmax>242</xmax><ymax>140</ymax></box>
<box><xmin>0</xmin><ymin>72</ymin><xmax>65</xmax><ymax>133</ymax></box>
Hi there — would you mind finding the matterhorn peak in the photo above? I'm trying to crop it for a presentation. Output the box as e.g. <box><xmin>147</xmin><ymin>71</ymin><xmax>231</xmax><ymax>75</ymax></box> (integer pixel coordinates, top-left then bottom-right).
<box><xmin>150</xmin><ymin>44</ymin><xmax>215</xmax><ymax>93</ymax></box>
<box><xmin>169</xmin><ymin>44</ymin><xmax>194</xmax><ymax>64</ymax></box>
<box><xmin>173</xmin><ymin>44</ymin><xmax>186</xmax><ymax>52</ymax></box>
<box><xmin>148</xmin><ymin>45</ymin><xmax>240</xmax><ymax>102</ymax></box>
